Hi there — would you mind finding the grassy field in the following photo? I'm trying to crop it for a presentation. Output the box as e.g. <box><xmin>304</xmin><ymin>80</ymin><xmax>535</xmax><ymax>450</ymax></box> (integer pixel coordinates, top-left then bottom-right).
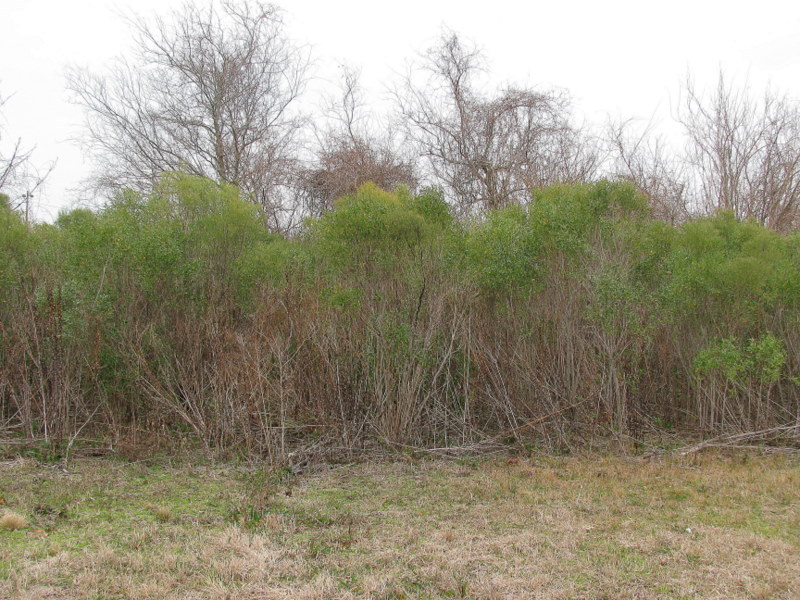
<box><xmin>1</xmin><ymin>451</ymin><xmax>798</xmax><ymax>599</ymax></box>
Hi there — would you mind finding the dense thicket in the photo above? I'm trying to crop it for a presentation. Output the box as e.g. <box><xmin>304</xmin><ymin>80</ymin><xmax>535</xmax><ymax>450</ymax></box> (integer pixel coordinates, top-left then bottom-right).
<box><xmin>2</xmin><ymin>176</ymin><xmax>798</xmax><ymax>458</ymax></box>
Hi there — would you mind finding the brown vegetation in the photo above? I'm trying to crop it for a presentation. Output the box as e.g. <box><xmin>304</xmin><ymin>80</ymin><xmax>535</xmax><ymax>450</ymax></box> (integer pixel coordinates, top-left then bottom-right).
<box><xmin>1</xmin><ymin>454</ymin><xmax>798</xmax><ymax>599</ymax></box>
<box><xmin>0</xmin><ymin>511</ymin><xmax>27</xmax><ymax>531</ymax></box>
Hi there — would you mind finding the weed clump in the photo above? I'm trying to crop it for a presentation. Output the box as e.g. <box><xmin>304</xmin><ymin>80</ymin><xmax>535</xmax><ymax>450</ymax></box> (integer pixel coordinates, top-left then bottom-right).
<box><xmin>153</xmin><ymin>506</ymin><xmax>173</xmax><ymax>523</ymax></box>
<box><xmin>0</xmin><ymin>511</ymin><xmax>27</xmax><ymax>530</ymax></box>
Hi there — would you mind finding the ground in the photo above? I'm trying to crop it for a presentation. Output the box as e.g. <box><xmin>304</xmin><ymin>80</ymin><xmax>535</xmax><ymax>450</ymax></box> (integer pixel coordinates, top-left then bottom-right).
<box><xmin>1</xmin><ymin>451</ymin><xmax>798</xmax><ymax>599</ymax></box>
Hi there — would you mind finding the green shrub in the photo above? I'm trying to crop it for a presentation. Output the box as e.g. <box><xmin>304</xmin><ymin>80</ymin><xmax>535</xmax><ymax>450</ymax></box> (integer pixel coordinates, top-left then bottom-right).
<box><xmin>463</xmin><ymin>205</ymin><xmax>541</xmax><ymax>293</ymax></box>
<box><xmin>0</xmin><ymin>196</ymin><xmax>32</xmax><ymax>298</ymax></box>
<box><xmin>695</xmin><ymin>333</ymin><xmax>787</xmax><ymax>385</ymax></box>
<box><xmin>307</xmin><ymin>183</ymin><xmax>432</xmax><ymax>268</ymax></box>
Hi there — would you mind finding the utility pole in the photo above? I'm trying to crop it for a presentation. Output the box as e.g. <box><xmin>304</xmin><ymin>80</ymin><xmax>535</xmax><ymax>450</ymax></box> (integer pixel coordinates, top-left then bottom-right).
<box><xmin>21</xmin><ymin>189</ymin><xmax>33</xmax><ymax>225</ymax></box>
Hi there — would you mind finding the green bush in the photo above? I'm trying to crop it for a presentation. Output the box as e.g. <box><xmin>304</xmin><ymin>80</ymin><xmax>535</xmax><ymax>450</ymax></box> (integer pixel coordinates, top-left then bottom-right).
<box><xmin>3</xmin><ymin>176</ymin><xmax>799</xmax><ymax>451</ymax></box>
<box><xmin>695</xmin><ymin>333</ymin><xmax>787</xmax><ymax>385</ymax></box>
<box><xmin>307</xmin><ymin>183</ymin><xmax>442</xmax><ymax>271</ymax></box>
<box><xmin>462</xmin><ymin>180</ymin><xmax>650</xmax><ymax>294</ymax></box>
<box><xmin>0</xmin><ymin>195</ymin><xmax>32</xmax><ymax>298</ymax></box>
<box><xmin>463</xmin><ymin>205</ymin><xmax>541</xmax><ymax>293</ymax></box>
<box><xmin>662</xmin><ymin>212</ymin><xmax>799</xmax><ymax>328</ymax></box>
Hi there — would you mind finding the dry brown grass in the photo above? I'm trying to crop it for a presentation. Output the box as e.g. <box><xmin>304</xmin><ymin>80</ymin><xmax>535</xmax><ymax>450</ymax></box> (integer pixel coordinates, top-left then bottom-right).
<box><xmin>0</xmin><ymin>452</ymin><xmax>798</xmax><ymax>599</ymax></box>
<box><xmin>0</xmin><ymin>511</ymin><xmax>27</xmax><ymax>531</ymax></box>
<box><xmin>152</xmin><ymin>506</ymin><xmax>173</xmax><ymax>523</ymax></box>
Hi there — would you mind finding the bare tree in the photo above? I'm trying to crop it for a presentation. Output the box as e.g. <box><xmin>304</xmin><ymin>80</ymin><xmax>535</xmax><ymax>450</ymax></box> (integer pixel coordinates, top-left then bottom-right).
<box><xmin>0</xmin><ymin>121</ymin><xmax>33</xmax><ymax>196</ymax></box>
<box><xmin>67</xmin><ymin>0</ymin><xmax>308</xmax><ymax>231</ymax></box>
<box><xmin>395</xmin><ymin>33</ymin><xmax>598</xmax><ymax>213</ymax></box>
<box><xmin>680</xmin><ymin>74</ymin><xmax>800</xmax><ymax>231</ymax></box>
<box><xmin>297</xmin><ymin>67</ymin><xmax>416</xmax><ymax>218</ymax></box>
<box><xmin>608</xmin><ymin>119</ymin><xmax>690</xmax><ymax>225</ymax></box>
<box><xmin>0</xmin><ymin>91</ymin><xmax>55</xmax><ymax>222</ymax></box>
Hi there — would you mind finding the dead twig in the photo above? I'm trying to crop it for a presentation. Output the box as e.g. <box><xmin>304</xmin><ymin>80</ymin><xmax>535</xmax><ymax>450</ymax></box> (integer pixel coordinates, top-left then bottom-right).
<box><xmin>670</xmin><ymin>424</ymin><xmax>800</xmax><ymax>456</ymax></box>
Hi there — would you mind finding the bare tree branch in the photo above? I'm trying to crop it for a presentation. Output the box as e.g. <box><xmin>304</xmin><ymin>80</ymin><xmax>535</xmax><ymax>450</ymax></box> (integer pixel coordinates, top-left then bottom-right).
<box><xmin>0</xmin><ymin>91</ymin><xmax>56</xmax><ymax>220</ymax></box>
<box><xmin>394</xmin><ymin>32</ymin><xmax>598</xmax><ymax>213</ymax></box>
<box><xmin>608</xmin><ymin>118</ymin><xmax>690</xmax><ymax>224</ymax></box>
<box><xmin>679</xmin><ymin>73</ymin><xmax>800</xmax><ymax>231</ymax></box>
<box><xmin>67</xmin><ymin>0</ymin><xmax>309</xmax><ymax>232</ymax></box>
<box><xmin>297</xmin><ymin>66</ymin><xmax>417</xmax><ymax>217</ymax></box>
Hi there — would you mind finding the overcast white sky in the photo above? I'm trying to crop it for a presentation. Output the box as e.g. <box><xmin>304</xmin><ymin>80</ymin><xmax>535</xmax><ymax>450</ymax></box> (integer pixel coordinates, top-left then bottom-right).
<box><xmin>2</xmin><ymin>0</ymin><xmax>800</xmax><ymax>221</ymax></box>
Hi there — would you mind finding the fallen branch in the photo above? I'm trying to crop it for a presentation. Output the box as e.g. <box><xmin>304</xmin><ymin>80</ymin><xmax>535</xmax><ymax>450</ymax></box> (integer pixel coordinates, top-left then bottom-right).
<box><xmin>394</xmin><ymin>399</ymin><xmax>590</xmax><ymax>458</ymax></box>
<box><xmin>671</xmin><ymin>424</ymin><xmax>800</xmax><ymax>456</ymax></box>
<box><xmin>478</xmin><ymin>398</ymin><xmax>590</xmax><ymax>446</ymax></box>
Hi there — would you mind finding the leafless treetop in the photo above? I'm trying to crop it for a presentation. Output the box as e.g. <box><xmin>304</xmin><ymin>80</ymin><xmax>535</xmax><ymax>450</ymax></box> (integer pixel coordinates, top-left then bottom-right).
<box><xmin>395</xmin><ymin>33</ymin><xmax>599</xmax><ymax>213</ymax></box>
<box><xmin>67</xmin><ymin>0</ymin><xmax>309</xmax><ymax>231</ymax></box>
